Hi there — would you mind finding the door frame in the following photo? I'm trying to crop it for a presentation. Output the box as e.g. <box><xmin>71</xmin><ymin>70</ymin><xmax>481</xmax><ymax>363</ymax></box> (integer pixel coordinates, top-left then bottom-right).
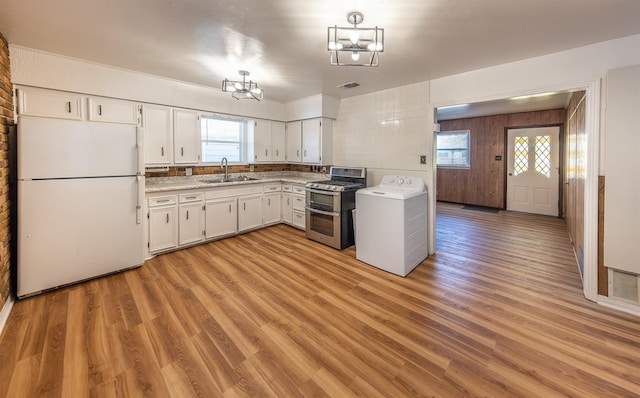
<box><xmin>502</xmin><ymin>123</ymin><xmax>564</xmax><ymax>216</ymax></box>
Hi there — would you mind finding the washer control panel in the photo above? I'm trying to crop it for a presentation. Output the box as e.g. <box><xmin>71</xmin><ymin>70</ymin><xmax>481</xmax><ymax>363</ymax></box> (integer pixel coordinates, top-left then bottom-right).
<box><xmin>379</xmin><ymin>175</ymin><xmax>425</xmax><ymax>191</ymax></box>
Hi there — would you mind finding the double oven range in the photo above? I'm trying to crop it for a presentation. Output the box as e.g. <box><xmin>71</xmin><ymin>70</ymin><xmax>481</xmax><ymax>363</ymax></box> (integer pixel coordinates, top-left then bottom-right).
<box><xmin>305</xmin><ymin>166</ymin><xmax>366</xmax><ymax>250</ymax></box>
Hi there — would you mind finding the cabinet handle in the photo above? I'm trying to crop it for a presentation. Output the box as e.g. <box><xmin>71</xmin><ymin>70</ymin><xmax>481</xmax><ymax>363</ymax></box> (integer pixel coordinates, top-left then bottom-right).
<box><xmin>186</xmin><ymin>196</ymin><xmax>197</xmax><ymax>200</ymax></box>
<box><xmin>288</xmin><ymin>198</ymin><xmax>290</xmax><ymax>205</ymax></box>
<box><xmin>181</xmin><ymin>147</ymin><xmax>184</xmax><ymax>156</ymax></box>
<box><xmin>276</xmin><ymin>149</ymin><xmax>278</xmax><ymax>157</ymax></box>
<box><xmin>229</xmin><ymin>204</ymin><xmax>232</xmax><ymax>213</ymax></box>
<box><xmin>297</xmin><ymin>150</ymin><xmax>300</xmax><ymax>157</ymax></box>
<box><xmin>265</xmin><ymin>149</ymin><xmax>268</xmax><ymax>156</ymax></box>
<box><xmin>161</xmin><ymin>146</ymin><xmax>165</xmax><ymax>156</ymax></box>
<box><xmin>98</xmin><ymin>104</ymin><xmax>102</xmax><ymax>116</ymax></box>
<box><xmin>244</xmin><ymin>202</ymin><xmax>246</xmax><ymax>211</ymax></box>
<box><xmin>304</xmin><ymin>150</ymin><xmax>307</xmax><ymax>157</ymax></box>
<box><xmin>67</xmin><ymin>101</ymin><xmax>72</xmax><ymax>113</ymax></box>
<box><xmin>156</xmin><ymin>199</ymin><xmax>170</xmax><ymax>203</ymax></box>
<box><xmin>166</xmin><ymin>213</ymin><xmax>169</xmax><ymax>223</ymax></box>
<box><xmin>268</xmin><ymin>198</ymin><xmax>271</xmax><ymax>206</ymax></box>
<box><xmin>186</xmin><ymin>210</ymin><xmax>189</xmax><ymax>220</ymax></box>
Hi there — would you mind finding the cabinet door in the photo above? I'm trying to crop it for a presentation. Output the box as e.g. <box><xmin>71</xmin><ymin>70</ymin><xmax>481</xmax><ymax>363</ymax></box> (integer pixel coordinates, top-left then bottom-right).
<box><xmin>253</xmin><ymin>120</ymin><xmax>271</xmax><ymax>162</ymax></box>
<box><xmin>88</xmin><ymin>98</ymin><xmax>139</xmax><ymax>124</ymax></box>
<box><xmin>292</xmin><ymin>210</ymin><xmax>305</xmax><ymax>229</ymax></box>
<box><xmin>282</xmin><ymin>193</ymin><xmax>293</xmax><ymax>224</ymax></box>
<box><xmin>143</xmin><ymin>104</ymin><xmax>173</xmax><ymax>165</ymax></box>
<box><xmin>238</xmin><ymin>195</ymin><xmax>263</xmax><ymax>232</ymax></box>
<box><xmin>262</xmin><ymin>193</ymin><xmax>281</xmax><ymax>225</ymax></box>
<box><xmin>174</xmin><ymin>109</ymin><xmax>201</xmax><ymax>164</ymax></box>
<box><xmin>271</xmin><ymin>121</ymin><xmax>286</xmax><ymax>162</ymax></box>
<box><xmin>17</xmin><ymin>87</ymin><xmax>83</xmax><ymax>120</ymax></box>
<box><xmin>149</xmin><ymin>206</ymin><xmax>178</xmax><ymax>252</ymax></box>
<box><xmin>286</xmin><ymin>121</ymin><xmax>302</xmax><ymax>162</ymax></box>
<box><xmin>302</xmin><ymin>119</ymin><xmax>321</xmax><ymax>164</ymax></box>
<box><xmin>179</xmin><ymin>203</ymin><xmax>204</xmax><ymax>245</ymax></box>
<box><xmin>205</xmin><ymin>198</ymin><xmax>237</xmax><ymax>239</ymax></box>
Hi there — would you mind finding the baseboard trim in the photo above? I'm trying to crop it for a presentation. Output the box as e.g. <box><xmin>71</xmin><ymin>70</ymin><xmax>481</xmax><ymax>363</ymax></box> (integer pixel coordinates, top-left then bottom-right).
<box><xmin>598</xmin><ymin>295</ymin><xmax>640</xmax><ymax>317</ymax></box>
<box><xmin>0</xmin><ymin>296</ymin><xmax>15</xmax><ymax>337</ymax></box>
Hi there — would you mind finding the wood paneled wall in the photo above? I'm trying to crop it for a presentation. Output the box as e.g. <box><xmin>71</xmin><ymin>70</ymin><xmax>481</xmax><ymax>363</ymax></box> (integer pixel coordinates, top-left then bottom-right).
<box><xmin>437</xmin><ymin>109</ymin><xmax>566</xmax><ymax>208</ymax></box>
<box><xmin>564</xmin><ymin>91</ymin><xmax>586</xmax><ymax>280</ymax></box>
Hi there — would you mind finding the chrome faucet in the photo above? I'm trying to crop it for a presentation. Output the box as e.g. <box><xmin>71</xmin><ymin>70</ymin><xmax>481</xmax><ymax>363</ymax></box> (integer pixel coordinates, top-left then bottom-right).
<box><xmin>221</xmin><ymin>157</ymin><xmax>229</xmax><ymax>181</ymax></box>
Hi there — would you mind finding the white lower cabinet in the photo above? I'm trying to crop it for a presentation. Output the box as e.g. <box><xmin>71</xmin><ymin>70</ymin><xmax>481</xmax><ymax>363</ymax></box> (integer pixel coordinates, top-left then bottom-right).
<box><xmin>291</xmin><ymin>184</ymin><xmax>306</xmax><ymax>229</ymax></box>
<box><xmin>147</xmin><ymin>181</ymin><xmax>309</xmax><ymax>255</ymax></box>
<box><xmin>205</xmin><ymin>197</ymin><xmax>237</xmax><ymax>239</ymax></box>
<box><xmin>178</xmin><ymin>192</ymin><xmax>204</xmax><ymax>246</ymax></box>
<box><xmin>282</xmin><ymin>192</ymin><xmax>293</xmax><ymax>224</ymax></box>
<box><xmin>263</xmin><ymin>193</ymin><xmax>281</xmax><ymax>225</ymax></box>
<box><xmin>238</xmin><ymin>194</ymin><xmax>263</xmax><ymax>232</ymax></box>
<box><xmin>148</xmin><ymin>195</ymin><xmax>178</xmax><ymax>253</ymax></box>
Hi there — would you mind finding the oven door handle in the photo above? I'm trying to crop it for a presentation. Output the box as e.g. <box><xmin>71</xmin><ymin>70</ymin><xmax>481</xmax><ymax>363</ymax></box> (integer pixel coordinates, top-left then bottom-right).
<box><xmin>305</xmin><ymin>188</ymin><xmax>340</xmax><ymax>197</ymax></box>
<box><xmin>305</xmin><ymin>207</ymin><xmax>340</xmax><ymax>217</ymax></box>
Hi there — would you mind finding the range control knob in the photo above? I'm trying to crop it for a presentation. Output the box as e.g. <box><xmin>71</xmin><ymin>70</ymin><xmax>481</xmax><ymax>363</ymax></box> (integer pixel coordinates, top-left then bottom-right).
<box><xmin>406</xmin><ymin>179</ymin><xmax>412</xmax><ymax>185</ymax></box>
<box><xmin>397</xmin><ymin>178</ymin><xmax>404</xmax><ymax>185</ymax></box>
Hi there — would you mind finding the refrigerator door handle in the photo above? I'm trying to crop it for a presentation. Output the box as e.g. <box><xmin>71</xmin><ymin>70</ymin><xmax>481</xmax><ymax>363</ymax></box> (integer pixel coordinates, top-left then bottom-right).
<box><xmin>136</xmin><ymin>175</ymin><xmax>143</xmax><ymax>224</ymax></box>
<box><xmin>136</xmin><ymin>126</ymin><xmax>144</xmax><ymax>175</ymax></box>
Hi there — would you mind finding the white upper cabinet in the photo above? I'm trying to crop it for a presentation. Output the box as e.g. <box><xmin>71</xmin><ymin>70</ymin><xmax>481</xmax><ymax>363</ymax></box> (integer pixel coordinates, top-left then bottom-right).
<box><xmin>173</xmin><ymin>109</ymin><xmax>201</xmax><ymax>164</ymax></box>
<box><xmin>88</xmin><ymin>97</ymin><xmax>140</xmax><ymax>124</ymax></box>
<box><xmin>17</xmin><ymin>87</ymin><xmax>83</xmax><ymax>120</ymax></box>
<box><xmin>142</xmin><ymin>104</ymin><xmax>173</xmax><ymax>166</ymax></box>
<box><xmin>302</xmin><ymin>118</ymin><xmax>333</xmax><ymax>165</ymax></box>
<box><xmin>251</xmin><ymin>120</ymin><xmax>287</xmax><ymax>163</ymax></box>
<box><xmin>271</xmin><ymin>121</ymin><xmax>286</xmax><ymax>162</ymax></box>
<box><xmin>252</xmin><ymin>119</ymin><xmax>271</xmax><ymax>162</ymax></box>
<box><xmin>286</xmin><ymin>121</ymin><xmax>302</xmax><ymax>162</ymax></box>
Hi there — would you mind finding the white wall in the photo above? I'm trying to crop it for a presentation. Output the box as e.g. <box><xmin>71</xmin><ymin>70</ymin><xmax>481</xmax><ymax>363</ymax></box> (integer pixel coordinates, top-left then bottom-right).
<box><xmin>333</xmin><ymin>81</ymin><xmax>435</xmax><ymax>253</ymax></box>
<box><xmin>10</xmin><ymin>45</ymin><xmax>291</xmax><ymax>121</ymax></box>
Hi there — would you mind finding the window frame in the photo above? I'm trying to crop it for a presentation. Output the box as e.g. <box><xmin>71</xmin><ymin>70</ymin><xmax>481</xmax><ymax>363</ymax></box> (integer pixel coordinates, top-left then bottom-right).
<box><xmin>436</xmin><ymin>129</ymin><xmax>471</xmax><ymax>169</ymax></box>
<box><xmin>200</xmin><ymin>114</ymin><xmax>250</xmax><ymax>165</ymax></box>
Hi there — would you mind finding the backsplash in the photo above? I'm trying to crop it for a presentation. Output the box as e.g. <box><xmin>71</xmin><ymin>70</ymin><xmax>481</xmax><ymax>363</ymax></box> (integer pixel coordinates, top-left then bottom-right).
<box><xmin>145</xmin><ymin>163</ymin><xmax>329</xmax><ymax>178</ymax></box>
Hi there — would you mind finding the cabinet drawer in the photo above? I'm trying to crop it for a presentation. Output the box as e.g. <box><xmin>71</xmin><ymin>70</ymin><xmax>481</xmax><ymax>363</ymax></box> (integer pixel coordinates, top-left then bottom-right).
<box><xmin>293</xmin><ymin>185</ymin><xmax>306</xmax><ymax>195</ymax></box>
<box><xmin>282</xmin><ymin>184</ymin><xmax>292</xmax><ymax>192</ymax></box>
<box><xmin>179</xmin><ymin>192</ymin><xmax>203</xmax><ymax>203</ymax></box>
<box><xmin>148</xmin><ymin>195</ymin><xmax>177</xmax><ymax>207</ymax></box>
<box><xmin>292</xmin><ymin>210</ymin><xmax>305</xmax><ymax>229</ymax></box>
<box><xmin>292</xmin><ymin>194</ymin><xmax>305</xmax><ymax>211</ymax></box>
<box><xmin>263</xmin><ymin>183</ymin><xmax>281</xmax><ymax>193</ymax></box>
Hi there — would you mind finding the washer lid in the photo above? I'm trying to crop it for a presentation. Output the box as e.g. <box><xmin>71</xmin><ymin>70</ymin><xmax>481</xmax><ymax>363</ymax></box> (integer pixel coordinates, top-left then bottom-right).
<box><xmin>357</xmin><ymin>185</ymin><xmax>426</xmax><ymax>200</ymax></box>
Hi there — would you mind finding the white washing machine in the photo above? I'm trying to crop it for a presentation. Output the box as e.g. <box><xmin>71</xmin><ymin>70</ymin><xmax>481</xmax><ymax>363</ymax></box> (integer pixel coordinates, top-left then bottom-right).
<box><xmin>355</xmin><ymin>175</ymin><xmax>428</xmax><ymax>277</ymax></box>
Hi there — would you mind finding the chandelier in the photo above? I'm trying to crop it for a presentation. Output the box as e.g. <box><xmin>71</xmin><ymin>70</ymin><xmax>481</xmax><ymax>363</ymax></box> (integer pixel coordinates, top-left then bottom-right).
<box><xmin>327</xmin><ymin>11</ymin><xmax>384</xmax><ymax>67</ymax></box>
<box><xmin>221</xmin><ymin>70</ymin><xmax>263</xmax><ymax>101</ymax></box>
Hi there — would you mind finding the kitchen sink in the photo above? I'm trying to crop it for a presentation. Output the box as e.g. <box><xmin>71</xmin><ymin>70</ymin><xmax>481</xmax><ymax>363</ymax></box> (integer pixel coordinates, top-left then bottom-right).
<box><xmin>202</xmin><ymin>176</ymin><xmax>259</xmax><ymax>184</ymax></box>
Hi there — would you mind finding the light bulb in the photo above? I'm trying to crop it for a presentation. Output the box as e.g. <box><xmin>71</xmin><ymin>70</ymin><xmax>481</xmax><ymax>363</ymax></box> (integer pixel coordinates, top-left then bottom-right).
<box><xmin>234</xmin><ymin>82</ymin><xmax>243</xmax><ymax>90</ymax></box>
<box><xmin>349</xmin><ymin>30</ymin><xmax>359</xmax><ymax>45</ymax></box>
<box><xmin>367</xmin><ymin>43</ymin><xmax>375</xmax><ymax>51</ymax></box>
<box><xmin>226</xmin><ymin>85</ymin><xmax>237</xmax><ymax>92</ymax></box>
<box><xmin>250</xmin><ymin>87</ymin><xmax>262</xmax><ymax>94</ymax></box>
<box><xmin>245</xmin><ymin>92</ymin><xmax>252</xmax><ymax>97</ymax></box>
<box><xmin>328</xmin><ymin>42</ymin><xmax>337</xmax><ymax>50</ymax></box>
<box><xmin>351</xmin><ymin>51</ymin><xmax>360</xmax><ymax>61</ymax></box>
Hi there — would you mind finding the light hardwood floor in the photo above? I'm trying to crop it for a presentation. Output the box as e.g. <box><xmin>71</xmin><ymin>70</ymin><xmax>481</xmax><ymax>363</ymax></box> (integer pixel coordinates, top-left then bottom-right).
<box><xmin>1</xmin><ymin>202</ymin><xmax>639</xmax><ymax>397</ymax></box>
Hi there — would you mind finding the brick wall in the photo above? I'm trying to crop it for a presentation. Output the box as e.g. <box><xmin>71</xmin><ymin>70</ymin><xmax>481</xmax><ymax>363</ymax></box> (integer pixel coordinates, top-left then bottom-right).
<box><xmin>0</xmin><ymin>33</ymin><xmax>12</xmax><ymax>309</ymax></box>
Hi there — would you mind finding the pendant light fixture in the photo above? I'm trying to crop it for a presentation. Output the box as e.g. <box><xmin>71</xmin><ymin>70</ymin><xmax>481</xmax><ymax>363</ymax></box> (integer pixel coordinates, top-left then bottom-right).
<box><xmin>221</xmin><ymin>70</ymin><xmax>263</xmax><ymax>101</ymax></box>
<box><xmin>327</xmin><ymin>11</ymin><xmax>384</xmax><ymax>67</ymax></box>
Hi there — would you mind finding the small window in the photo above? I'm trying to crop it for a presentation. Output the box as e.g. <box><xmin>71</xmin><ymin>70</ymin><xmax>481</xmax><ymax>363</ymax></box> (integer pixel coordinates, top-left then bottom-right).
<box><xmin>437</xmin><ymin>130</ymin><xmax>470</xmax><ymax>168</ymax></box>
<box><xmin>201</xmin><ymin>115</ymin><xmax>248</xmax><ymax>163</ymax></box>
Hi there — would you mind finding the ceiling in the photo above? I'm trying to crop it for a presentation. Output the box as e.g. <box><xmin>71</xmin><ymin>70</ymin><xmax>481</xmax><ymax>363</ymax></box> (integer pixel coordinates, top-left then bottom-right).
<box><xmin>1</xmin><ymin>0</ymin><xmax>640</xmax><ymax>106</ymax></box>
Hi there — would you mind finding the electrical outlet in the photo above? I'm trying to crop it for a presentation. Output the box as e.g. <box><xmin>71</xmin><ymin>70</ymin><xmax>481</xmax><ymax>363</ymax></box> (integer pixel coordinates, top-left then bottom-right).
<box><xmin>249</xmin><ymin>164</ymin><xmax>255</xmax><ymax>172</ymax></box>
<box><xmin>185</xmin><ymin>167</ymin><xmax>192</xmax><ymax>176</ymax></box>
<box><xmin>420</xmin><ymin>155</ymin><xmax>427</xmax><ymax>164</ymax></box>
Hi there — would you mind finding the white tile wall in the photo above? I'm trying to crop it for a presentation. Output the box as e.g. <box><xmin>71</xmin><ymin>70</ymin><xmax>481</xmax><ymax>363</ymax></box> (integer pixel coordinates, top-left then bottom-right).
<box><xmin>333</xmin><ymin>80</ymin><xmax>431</xmax><ymax>185</ymax></box>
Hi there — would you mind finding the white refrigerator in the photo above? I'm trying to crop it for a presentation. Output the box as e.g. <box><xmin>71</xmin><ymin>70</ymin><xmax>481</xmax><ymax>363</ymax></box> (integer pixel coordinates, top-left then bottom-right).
<box><xmin>17</xmin><ymin>116</ymin><xmax>145</xmax><ymax>298</ymax></box>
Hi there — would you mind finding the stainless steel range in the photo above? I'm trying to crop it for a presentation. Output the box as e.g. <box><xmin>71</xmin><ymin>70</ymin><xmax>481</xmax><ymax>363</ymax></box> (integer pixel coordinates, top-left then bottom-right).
<box><xmin>305</xmin><ymin>166</ymin><xmax>366</xmax><ymax>249</ymax></box>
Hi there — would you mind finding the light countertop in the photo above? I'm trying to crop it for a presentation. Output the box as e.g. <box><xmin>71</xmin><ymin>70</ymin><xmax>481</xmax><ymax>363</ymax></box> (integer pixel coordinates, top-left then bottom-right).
<box><xmin>145</xmin><ymin>172</ymin><xmax>326</xmax><ymax>193</ymax></box>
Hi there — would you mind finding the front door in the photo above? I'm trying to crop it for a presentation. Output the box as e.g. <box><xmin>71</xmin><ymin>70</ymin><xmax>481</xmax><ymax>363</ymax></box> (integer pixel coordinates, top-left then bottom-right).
<box><xmin>507</xmin><ymin>126</ymin><xmax>560</xmax><ymax>216</ymax></box>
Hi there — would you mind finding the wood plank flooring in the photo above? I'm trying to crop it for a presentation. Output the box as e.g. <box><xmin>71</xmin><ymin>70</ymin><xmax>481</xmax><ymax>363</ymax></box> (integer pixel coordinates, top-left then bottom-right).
<box><xmin>1</xmin><ymin>202</ymin><xmax>640</xmax><ymax>397</ymax></box>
